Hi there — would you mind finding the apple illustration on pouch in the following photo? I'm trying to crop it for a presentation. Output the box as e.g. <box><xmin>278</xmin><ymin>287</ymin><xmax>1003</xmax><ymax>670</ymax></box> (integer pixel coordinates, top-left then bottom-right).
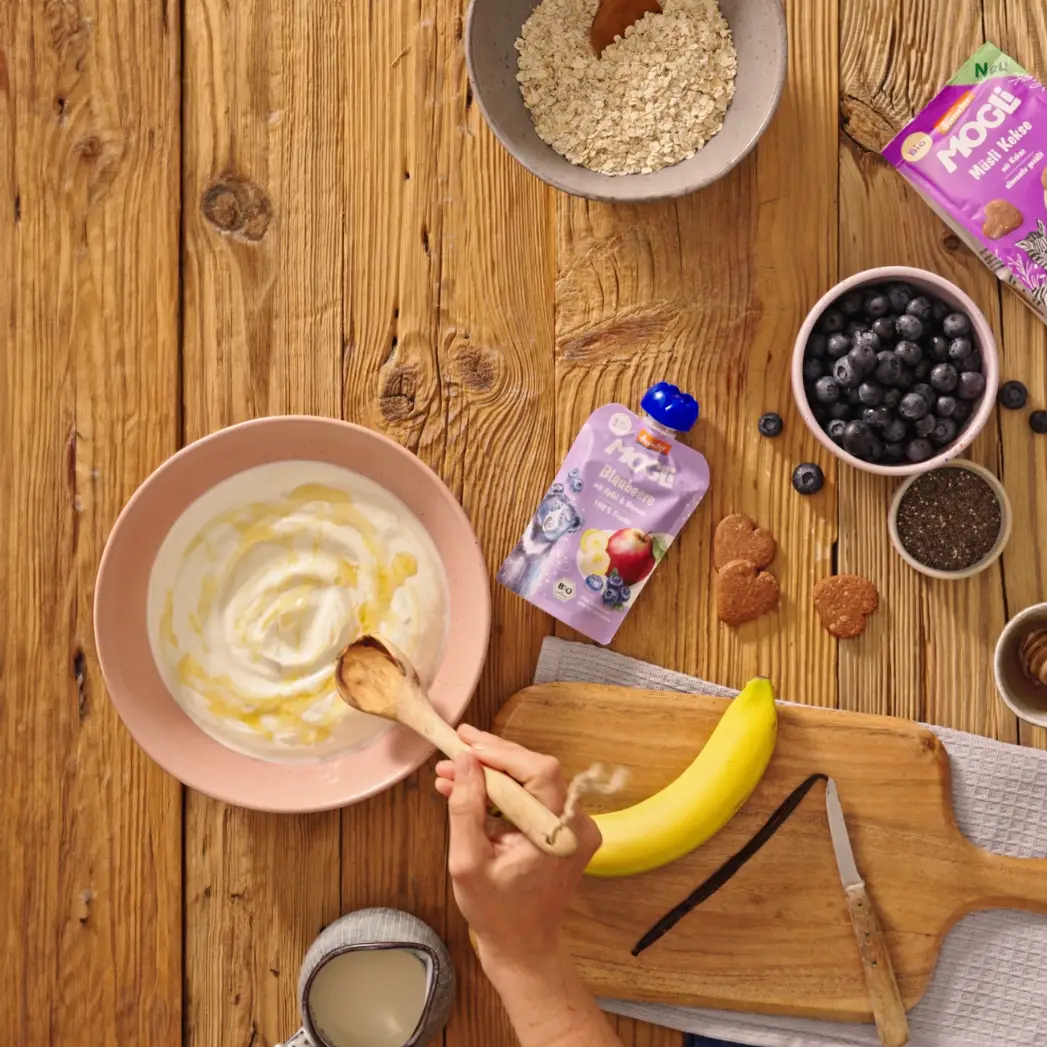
<box><xmin>606</xmin><ymin>528</ymin><xmax>657</xmax><ymax>585</ymax></box>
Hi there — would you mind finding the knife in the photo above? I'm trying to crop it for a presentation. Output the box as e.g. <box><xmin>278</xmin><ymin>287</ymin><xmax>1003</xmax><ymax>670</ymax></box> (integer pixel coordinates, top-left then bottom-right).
<box><xmin>826</xmin><ymin>778</ymin><xmax>910</xmax><ymax>1047</ymax></box>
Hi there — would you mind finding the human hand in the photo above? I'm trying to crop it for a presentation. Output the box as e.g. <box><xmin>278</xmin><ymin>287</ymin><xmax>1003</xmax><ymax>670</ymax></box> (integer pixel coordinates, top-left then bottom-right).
<box><xmin>434</xmin><ymin>725</ymin><xmax>602</xmax><ymax>974</ymax></box>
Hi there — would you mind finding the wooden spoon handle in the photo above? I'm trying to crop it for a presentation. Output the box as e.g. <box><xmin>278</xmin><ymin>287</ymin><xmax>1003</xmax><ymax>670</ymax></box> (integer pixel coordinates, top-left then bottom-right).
<box><xmin>398</xmin><ymin>700</ymin><xmax>579</xmax><ymax>858</ymax></box>
<box><xmin>844</xmin><ymin>883</ymin><xmax>910</xmax><ymax>1047</ymax></box>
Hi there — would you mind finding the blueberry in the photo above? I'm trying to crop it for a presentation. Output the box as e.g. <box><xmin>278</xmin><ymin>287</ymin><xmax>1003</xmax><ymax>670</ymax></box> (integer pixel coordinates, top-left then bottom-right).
<box><xmin>886</xmin><ymin>282</ymin><xmax>915</xmax><ymax>312</ymax></box>
<box><xmin>585</xmin><ymin>574</ymin><xmax>604</xmax><ymax>592</ymax></box>
<box><xmin>872</xmin><ymin>316</ymin><xmax>897</xmax><ymax>341</ymax></box>
<box><xmin>863</xmin><ymin>406</ymin><xmax>891</xmax><ymax>429</ymax></box>
<box><xmin>998</xmin><ymin>380</ymin><xmax>1028</xmax><ymax>410</ymax></box>
<box><xmin>875</xmin><ymin>351</ymin><xmax>903</xmax><ymax>385</ymax></box>
<box><xmin>905</xmin><ymin>437</ymin><xmax>935</xmax><ymax>463</ymax></box>
<box><xmin>864</xmin><ymin>293</ymin><xmax>891</xmax><ymax>319</ymax></box>
<box><xmin>930</xmin><ymin>417</ymin><xmax>958</xmax><ymax>447</ymax></box>
<box><xmin>826</xmin><ymin>418</ymin><xmax>847</xmax><ymax>444</ymax></box>
<box><xmin>895</xmin><ymin>313</ymin><xmax>924</xmax><ymax>340</ymax></box>
<box><xmin>912</xmin><ymin>358</ymin><xmax>932</xmax><ymax>381</ymax></box>
<box><xmin>845</xmin><ymin>320</ymin><xmax>868</xmax><ymax>339</ymax></box>
<box><xmin>813</xmin><ymin>375</ymin><xmax>841</xmax><ymax>404</ymax></box>
<box><xmin>827</xmin><ymin>333</ymin><xmax>852</xmax><ymax>358</ymax></box>
<box><xmin>882</xmin><ymin>441</ymin><xmax>906</xmax><ymax>463</ymax></box>
<box><xmin>806</xmin><ymin>332</ymin><xmax>828</xmax><ymax>358</ymax></box>
<box><xmin>1031</xmin><ymin>411</ymin><xmax>1047</xmax><ymax>434</ymax></box>
<box><xmin>914</xmin><ymin>413</ymin><xmax>937</xmax><ymax>438</ymax></box>
<box><xmin>932</xmin><ymin>298</ymin><xmax>952</xmax><ymax>322</ymax></box>
<box><xmin>819</xmin><ymin>307</ymin><xmax>846</xmax><ymax>334</ymax></box>
<box><xmin>849</xmin><ymin>343</ymin><xmax>879</xmax><ymax>377</ymax></box>
<box><xmin>601</xmin><ymin>587</ymin><xmax>619</xmax><ymax>605</ymax></box>
<box><xmin>858</xmin><ymin>381</ymin><xmax>884</xmax><ymax>406</ymax></box>
<box><xmin>619</xmin><ymin>586</ymin><xmax>631</xmax><ymax>601</ymax></box>
<box><xmin>568</xmin><ymin>467</ymin><xmax>581</xmax><ymax>478</ymax></box>
<box><xmin>963</xmin><ymin>350</ymin><xmax>983</xmax><ymax>373</ymax></box>
<box><xmin>606</xmin><ymin>571</ymin><xmax>623</xmax><ymax>590</ymax></box>
<box><xmin>952</xmin><ymin>399</ymin><xmax>972</xmax><ymax>423</ymax></box>
<box><xmin>802</xmin><ymin>355</ymin><xmax>825</xmax><ymax>383</ymax></box>
<box><xmin>845</xmin><ymin>388</ymin><xmax>864</xmax><ymax>406</ymax></box>
<box><xmin>758</xmin><ymin>412</ymin><xmax>784</xmax><ymax>438</ymax></box>
<box><xmin>948</xmin><ymin>337</ymin><xmax>972</xmax><ymax>362</ymax></box>
<box><xmin>569</xmin><ymin>478</ymin><xmax>584</xmax><ymax>492</ymax></box>
<box><xmin>912</xmin><ymin>382</ymin><xmax>936</xmax><ymax>407</ymax></box>
<box><xmin>929</xmin><ymin>362</ymin><xmax>959</xmax><ymax>393</ymax></box>
<box><xmin>813</xmin><ymin>404</ymin><xmax>830</xmax><ymax>425</ymax></box>
<box><xmin>958</xmin><ymin>371</ymin><xmax>986</xmax><ymax>401</ymax></box>
<box><xmin>942</xmin><ymin>312</ymin><xmax>971</xmax><ymax>338</ymax></box>
<box><xmin>833</xmin><ymin>356</ymin><xmax>861</xmax><ymax>389</ymax></box>
<box><xmin>882</xmin><ymin>416</ymin><xmax>907</xmax><ymax>443</ymax></box>
<box><xmin>792</xmin><ymin>462</ymin><xmax>825</xmax><ymax>494</ymax></box>
<box><xmin>828</xmin><ymin>401</ymin><xmax>852</xmax><ymax>420</ymax></box>
<box><xmin>853</xmin><ymin>329</ymin><xmax>882</xmax><ymax>355</ymax></box>
<box><xmin>838</xmin><ymin>290</ymin><xmax>865</xmax><ymax>316</ymax></box>
<box><xmin>928</xmin><ymin>335</ymin><xmax>951</xmax><ymax>362</ymax></box>
<box><xmin>935</xmin><ymin>395</ymin><xmax>958</xmax><ymax>418</ymax></box>
<box><xmin>842</xmin><ymin>420</ymin><xmax>875</xmax><ymax>458</ymax></box>
<box><xmin>894</xmin><ymin>369</ymin><xmax>914</xmax><ymax>391</ymax></box>
<box><xmin>883</xmin><ymin>387</ymin><xmax>902</xmax><ymax>408</ymax></box>
<box><xmin>899</xmin><ymin>392</ymin><xmax>929</xmax><ymax>420</ymax></box>
<box><xmin>905</xmin><ymin>296</ymin><xmax>933</xmax><ymax>322</ymax></box>
<box><xmin>894</xmin><ymin>340</ymin><xmax>922</xmax><ymax>367</ymax></box>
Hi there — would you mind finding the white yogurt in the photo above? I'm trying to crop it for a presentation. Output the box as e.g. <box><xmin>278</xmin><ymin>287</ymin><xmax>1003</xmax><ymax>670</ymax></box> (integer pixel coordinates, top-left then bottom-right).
<box><xmin>147</xmin><ymin>461</ymin><xmax>448</xmax><ymax>762</ymax></box>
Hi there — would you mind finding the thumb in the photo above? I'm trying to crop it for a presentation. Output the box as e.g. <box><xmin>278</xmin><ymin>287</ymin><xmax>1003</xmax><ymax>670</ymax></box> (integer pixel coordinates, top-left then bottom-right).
<box><xmin>447</xmin><ymin>753</ymin><xmax>493</xmax><ymax>877</ymax></box>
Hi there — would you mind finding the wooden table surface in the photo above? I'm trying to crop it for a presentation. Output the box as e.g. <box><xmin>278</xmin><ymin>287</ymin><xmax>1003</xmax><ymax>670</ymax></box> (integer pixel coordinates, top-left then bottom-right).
<box><xmin>3</xmin><ymin>2</ymin><xmax>1046</xmax><ymax>1045</ymax></box>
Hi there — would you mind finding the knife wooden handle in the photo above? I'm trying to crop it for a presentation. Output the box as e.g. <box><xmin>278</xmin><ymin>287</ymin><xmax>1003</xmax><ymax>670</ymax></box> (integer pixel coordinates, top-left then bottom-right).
<box><xmin>844</xmin><ymin>882</ymin><xmax>910</xmax><ymax>1047</ymax></box>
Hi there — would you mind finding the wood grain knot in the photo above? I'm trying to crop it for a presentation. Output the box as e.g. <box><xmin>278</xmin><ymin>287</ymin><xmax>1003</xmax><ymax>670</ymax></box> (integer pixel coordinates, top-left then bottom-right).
<box><xmin>940</xmin><ymin>230</ymin><xmax>962</xmax><ymax>253</ymax></box>
<box><xmin>202</xmin><ymin>179</ymin><xmax>273</xmax><ymax>242</ymax></box>
<box><xmin>453</xmin><ymin>344</ymin><xmax>496</xmax><ymax>391</ymax></box>
<box><xmin>840</xmin><ymin>93</ymin><xmax>896</xmax><ymax>156</ymax></box>
<box><xmin>379</xmin><ymin>366</ymin><xmax>418</xmax><ymax>421</ymax></box>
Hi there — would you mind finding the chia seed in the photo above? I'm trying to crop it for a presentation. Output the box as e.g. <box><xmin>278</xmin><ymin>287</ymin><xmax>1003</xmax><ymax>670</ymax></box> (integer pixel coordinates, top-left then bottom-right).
<box><xmin>895</xmin><ymin>467</ymin><xmax>1002</xmax><ymax>572</ymax></box>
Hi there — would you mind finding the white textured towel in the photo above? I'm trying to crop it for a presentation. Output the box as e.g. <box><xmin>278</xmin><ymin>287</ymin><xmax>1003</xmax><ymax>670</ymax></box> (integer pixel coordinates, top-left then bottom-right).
<box><xmin>534</xmin><ymin>638</ymin><xmax>1047</xmax><ymax>1047</ymax></box>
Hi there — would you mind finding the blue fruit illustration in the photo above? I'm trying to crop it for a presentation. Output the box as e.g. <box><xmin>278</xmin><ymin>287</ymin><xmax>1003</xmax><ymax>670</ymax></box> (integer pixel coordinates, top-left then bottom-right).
<box><xmin>585</xmin><ymin>574</ymin><xmax>604</xmax><ymax>592</ymax></box>
<box><xmin>601</xmin><ymin>588</ymin><xmax>618</xmax><ymax>605</ymax></box>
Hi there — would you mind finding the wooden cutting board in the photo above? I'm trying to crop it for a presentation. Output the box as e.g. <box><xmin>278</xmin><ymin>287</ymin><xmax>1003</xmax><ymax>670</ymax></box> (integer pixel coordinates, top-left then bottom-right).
<box><xmin>494</xmin><ymin>683</ymin><xmax>1047</xmax><ymax>1022</ymax></box>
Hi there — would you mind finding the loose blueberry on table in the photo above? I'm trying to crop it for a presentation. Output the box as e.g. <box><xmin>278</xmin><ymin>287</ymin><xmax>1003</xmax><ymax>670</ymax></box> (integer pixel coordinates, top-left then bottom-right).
<box><xmin>801</xmin><ymin>282</ymin><xmax>986</xmax><ymax>464</ymax></box>
<box><xmin>1032</xmin><ymin>411</ymin><xmax>1047</xmax><ymax>435</ymax></box>
<box><xmin>758</xmin><ymin>412</ymin><xmax>784</xmax><ymax>438</ymax></box>
<box><xmin>792</xmin><ymin>462</ymin><xmax>824</xmax><ymax>495</ymax></box>
<box><xmin>998</xmin><ymin>380</ymin><xmax>1028</xmax><ymax>410</ymax></box>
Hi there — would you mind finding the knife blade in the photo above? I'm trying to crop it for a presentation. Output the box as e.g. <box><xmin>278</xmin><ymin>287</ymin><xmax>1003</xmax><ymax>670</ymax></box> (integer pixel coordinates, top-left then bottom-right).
<box><xmin>825</xmin><ymin>778</ymin><xmax>910</xmax><ymax>1047</ymax></box>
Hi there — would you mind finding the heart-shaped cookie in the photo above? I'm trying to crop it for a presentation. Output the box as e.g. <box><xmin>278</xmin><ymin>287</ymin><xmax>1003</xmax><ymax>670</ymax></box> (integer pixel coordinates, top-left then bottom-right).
<box><xmin>813</xmin><ymin>574</ymin><xmax>879</xmax><ymax>639</ymax></box>
<box><xmin>716</xmin><ymin>559</ymin><xmax>780</xmax><ymax>627</ymax></box>
<box><xmin>713</xmin><ymin>514</ymin><xmax>777</xmax><ymax>571</ymax></box>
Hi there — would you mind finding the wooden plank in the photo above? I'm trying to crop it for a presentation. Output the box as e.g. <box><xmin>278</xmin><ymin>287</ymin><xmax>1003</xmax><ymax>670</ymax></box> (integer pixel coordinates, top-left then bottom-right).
<box><xmin>180</xmin><ymin>0</ymin><xmax>345</xmax><ymax>1043</ymax></box>
<box><xmin>551</xmin><ymin>1</ymin><xmax>838</xmax><ymax>1040</ymax></box>
<box><xmin>0</xmin><ymin>1</ymin><xmax>181</xmax><ymax>1044</ymax></box>
<box><xmin>985</xmin><ymin>0</ymin><xmax>1047</xmax><ymax>752</ymax></box>
<box><xmin>836</xmin><ymin>2</ymin><xmax>1014</xmax><ymax>739</ymax></box>
<box><xmin>340</xmin><ymin>3</ymin><xmax>556</xmax><ymax>1045</ymax></box>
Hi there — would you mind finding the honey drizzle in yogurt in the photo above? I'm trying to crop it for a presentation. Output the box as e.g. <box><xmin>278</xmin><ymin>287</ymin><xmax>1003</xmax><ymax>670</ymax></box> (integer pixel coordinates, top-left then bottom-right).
<box><xmin>159</xmin><ymin>482</ymin><xmax>421</xmax><ymax>746</ymax></box>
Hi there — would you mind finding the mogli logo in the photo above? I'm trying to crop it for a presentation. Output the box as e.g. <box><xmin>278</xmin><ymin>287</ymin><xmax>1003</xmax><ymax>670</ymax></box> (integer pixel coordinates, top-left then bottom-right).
<box><xmin>936</xmin><ymin>86</ymin><xmax>1021</xmax><ymax>172</ymax></box>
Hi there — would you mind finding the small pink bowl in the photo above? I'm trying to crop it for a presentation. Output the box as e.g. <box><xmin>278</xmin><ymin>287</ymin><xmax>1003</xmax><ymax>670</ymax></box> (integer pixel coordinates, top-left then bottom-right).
<box><xmin>791</xmin><ymin>266</ymin><xmax>999</xmax><ymax>476</ymax></box>
<box><xmin>95</xmin><ymin>417</ymin><xmax>491</xmax><ymax>813</ymax></box>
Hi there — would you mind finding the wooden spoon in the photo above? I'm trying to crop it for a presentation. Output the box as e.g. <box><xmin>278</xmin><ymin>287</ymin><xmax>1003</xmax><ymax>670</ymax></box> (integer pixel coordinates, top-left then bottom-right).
<box><xmin>335</xmin><ymin>635</ymin><xmax>579</xmax><ymax>858</ymax></box>
<box><xmin>591</xmin><ymin>0</ymin><xmax>662</xmax><ymax>57</ymax></box>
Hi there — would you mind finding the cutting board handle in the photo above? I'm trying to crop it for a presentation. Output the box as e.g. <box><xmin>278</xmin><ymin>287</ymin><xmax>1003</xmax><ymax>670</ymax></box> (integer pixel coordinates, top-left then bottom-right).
<box><xmin>969</xmin><ymin>848</ymin><xmax>1047</xmax><ymax>917</ymax></box>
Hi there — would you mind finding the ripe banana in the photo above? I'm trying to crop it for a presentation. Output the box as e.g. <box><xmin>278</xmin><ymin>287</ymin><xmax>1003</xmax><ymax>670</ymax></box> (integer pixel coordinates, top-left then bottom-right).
<box><xmin>585</xmin><ymin>677</ymin><xmax>778</xmax><ymax>878</ymax></box>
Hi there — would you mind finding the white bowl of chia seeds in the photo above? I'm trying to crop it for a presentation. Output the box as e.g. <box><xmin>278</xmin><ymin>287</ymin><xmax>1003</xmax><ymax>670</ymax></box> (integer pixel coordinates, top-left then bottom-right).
<box><xmin>887</xmin><ymin>461</ymin><xmax>1012</xmax><ymax>580</ymax></box>
<box><xmin>465</xmin><ymin>0</ymin><xmax>788</xmax><ymax>201</ymax></box>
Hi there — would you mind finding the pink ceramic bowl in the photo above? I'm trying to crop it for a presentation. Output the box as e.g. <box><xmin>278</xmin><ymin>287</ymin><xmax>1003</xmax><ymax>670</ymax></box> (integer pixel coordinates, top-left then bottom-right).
<box><xmin>94</xmin><ymin>417</ymin><xmax>490</xmax><ymax>813</ymax></box>
<box><xmin>791</xmin><ymin>266</ymin><xmax>999</xmax><ymax>476</ymax></box>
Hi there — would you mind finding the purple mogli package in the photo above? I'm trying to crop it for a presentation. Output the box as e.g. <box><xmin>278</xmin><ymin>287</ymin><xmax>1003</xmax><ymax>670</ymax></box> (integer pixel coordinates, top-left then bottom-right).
<box><xmin>884</xmin><ymin>43</ymin><xmax>1047</xmax><ymax>323</ymax></box>
<box><xmin>497</xmin><ymin>383</ymin><xmax>710</xmax><ymax>646</ymax></box>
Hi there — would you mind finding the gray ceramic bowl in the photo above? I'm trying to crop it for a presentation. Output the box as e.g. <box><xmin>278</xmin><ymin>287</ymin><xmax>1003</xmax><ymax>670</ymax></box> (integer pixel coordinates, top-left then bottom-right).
<box><xmin>465</xmin><ymin>0</ymin><xmax>788</xmax><ymax>202</ymax></box>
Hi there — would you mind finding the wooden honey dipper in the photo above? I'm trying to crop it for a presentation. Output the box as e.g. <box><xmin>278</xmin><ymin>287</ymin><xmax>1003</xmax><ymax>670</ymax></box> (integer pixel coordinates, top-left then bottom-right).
<box><xmin>335</xmin><ymin>635</ymin><xmax>579</xmax><ymax>858</ymax></box>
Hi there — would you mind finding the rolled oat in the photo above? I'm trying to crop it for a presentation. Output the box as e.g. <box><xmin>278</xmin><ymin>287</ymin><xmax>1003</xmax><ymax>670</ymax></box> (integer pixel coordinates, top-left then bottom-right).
<box><xmin>515</xmin><ymin>0</ymin><xmax>737</xmax><ymax>176</ymax></box>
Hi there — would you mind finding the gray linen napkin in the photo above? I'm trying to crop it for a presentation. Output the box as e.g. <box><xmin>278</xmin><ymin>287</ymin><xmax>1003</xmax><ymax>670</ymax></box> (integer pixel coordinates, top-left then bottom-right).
<box><xmin>534</xmin><ymin>638</ymin><xmax>1047</xmax><ymax>1047</ymax></box>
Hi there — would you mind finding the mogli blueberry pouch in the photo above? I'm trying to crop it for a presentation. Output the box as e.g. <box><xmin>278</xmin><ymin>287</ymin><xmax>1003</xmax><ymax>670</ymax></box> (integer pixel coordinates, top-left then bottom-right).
<box><xmin>884</xmin><ymin>42</ymin><xmax>1047</xmax><ymax>323</ymax></box>
<box><xmin>497</xmin><ymin>383</ymin><xmax>710</xmax><ymax>645</ymax></box>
